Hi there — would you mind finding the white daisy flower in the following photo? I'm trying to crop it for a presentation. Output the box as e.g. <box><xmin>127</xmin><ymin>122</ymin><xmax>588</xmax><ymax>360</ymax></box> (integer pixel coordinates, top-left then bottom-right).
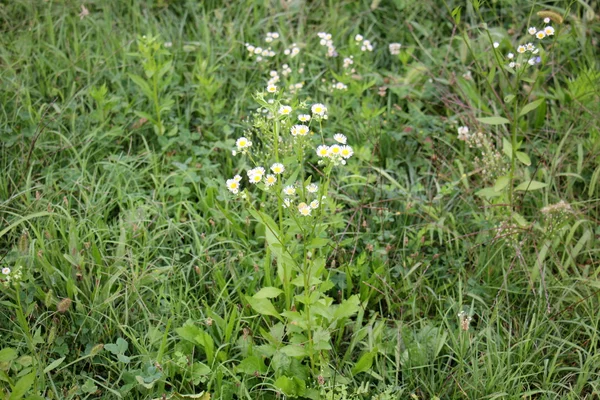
<box><xmin>507</xmin><ymin>52</ymin><xmax>514</xmax><ymax>59</ymax></box>
<box><xmin>298</xmin><ymin>114</ymin><xmax>311</xmax><ymax>122</ymax></box>
<box><xmin>544</xmin><ymin>26</ymin><xmax>555</xmax><ymax>36</ymax></box>
<box><xmin>311</xmin><ymin>103</ymin><xmax>327</xmax><ymax>116</ymax></box>
<box><xmin>236</xmin><ymin>137</ymin><xmax>252</xmax><ymax>150</ymax></box>
<box><xmin>290</xmin><ymin>124</ymin><xmax>310</xmax><ymax>136</ymax></box>
<box><xmin>306</xmin><ymin>183</ymin><xmax>318</xmax><ymax>193</ymax></box>
<box><xmin>528</xmin><ymin>27</ymin><xmax>537</xmax><ymax>35</ymax></box>
<box><xmin>508</xmin><ymin>62</ymin><xmax>516</xmax><ymax>68</ymax></box>
<box><xmin>355</xmin><ymin>34</ymin><xmax>363</xmax><ymax>41</ymax></box>
<box><xmin>298</xmin><ymin>202</ymin><xmax>311</xmax><ymax>216</ymax></box>
<box><xmin>267</xmin><ymin>84</ymin><xmax>277</xmax><ymax>93</ymax></box>
<box><xmin>333</xmin><ymin>133</ymin><xmax>347</xmax><ymax>144</ymax></box>
<box><xmin>340</xmin><ymin>145</ymin><xmax>354</xmax><ymax>159</ymax></box>
<box><xmin>2</xmin><ymin>267</ymin><xmax>10</xmax><ymax>275</ymax></box>
<box><xmin>283</xmin><ymin>186</ymin><xmax>296</xmax><ymax>196</ymax></box>
<box><xmin>279</xmin><ymin>105</ymin><xmax>292</xmax><ymax>115</ymax></box>
<box><xmin>270</xmin><ymin>163</ymin><xmax>285</xmax><ymax>174</ymax></box>
<box><xmin>283</xmin><ymin>198</ymin><xmax>292</xmax><ymax>208</ymax></box>
<box><xmin>389</xmin><ymin>43</ymin><xmax>401</xmax><ymax>55</ymax></box>
<box><xmin>493</xmin><ymin>42</ymin><xmax>499</xmax><ymax>48</ymax></box>
<box><xmin>310</xmin><ymin>200</ymin><xmax>320</xmax><ymax>209</ymax></box>
<box><xmin>328</xmin><ymin>144</ymin><xmax>342</xmax><ymax>157</ymax></box>
<box><xmin>265</xmin><ymin>174</ymin><xmax>277</xmax><ymax>187</ymax></box>
<box><xmin>543</xmin><ymin>17</ymin><xmax>550</xmax><ymax>23</ymax></box>
<box><xmin>457</xmin><ymin>126</ymin><xmax>470</xmax><ymax>141</ymax></box>
<box><xmin>226</xmin><ymin>178</ymin><xmax>241</xmax><ymax>194</ymax></box>
<box><xmin>536</xmin><ymin>31</ymin><xmax>546</xmax><ymax>40</ymax></box>
<box><xmin>517</xmin><ymin>45</ymin><xmax>526</xmax><ymax>54</ymax></box>
<box><xmin>316</xmin><ymin>145</ymin><xmax>330</xmax><ymax>158</ymax></box>
<box><xmin>233</xmin><ymin>175</ymin><xmax>242</xmax><ymax>182</ymax></box>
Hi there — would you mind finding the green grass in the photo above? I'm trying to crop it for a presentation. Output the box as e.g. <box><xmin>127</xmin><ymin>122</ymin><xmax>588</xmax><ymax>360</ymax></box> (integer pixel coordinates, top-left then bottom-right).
<box><xmin>1</xmin><ymin>0</ymin><xmax>599</xmax><ymax>399</ymax></box>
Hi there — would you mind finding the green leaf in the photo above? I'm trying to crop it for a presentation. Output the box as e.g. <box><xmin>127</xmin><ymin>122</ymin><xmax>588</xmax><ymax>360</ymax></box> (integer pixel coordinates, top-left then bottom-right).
<box><xmin>9</xmin><ymin>372</ymin><xmax>35</xmax><ymax>400</ymax></box>
<box><xmin>43</xmin><ymin>357</ymin><xmax>65</xmax><ymax>374</ymax></box>
<box><xmin>493</xmin><ymin>176</ymin><xmax>510</xmax><ymax>192</ymax></box>
<box><xmin>516</xmin><ymin>151</ymin><xmax>531</xmax><ymax>166</ymax></box>
<box><xmin>236</xmin><ymin>355</ymin><xmax>267</xmax><ymax>375</ymax></box>
<box><xmin>280</xmin><ymin>345</ymin><xmax>308</xmax><ymax>357</ymax></box>
<box><xmin>514</xmin><ymin>180</ymin><xmax>547</xmax><ymax>191</ymax></box>
<box><xmin>105</xmin><ymin>338</ymin><xmax>128</xmax><ymax>355</ymax></box>
<box><xmin>333</xmin><ymin>295</ymin><xmax>360</xmax><ymax>321</ymax></box>
<box><xmin>245</xmin><ymin>296</ymin><xmax>280</xmax><ymax>319</ymax></box>
<box><xmin>519</xmin><ymin>98</ymin><xmax>545</xmax><ymax>117</ymax></box>
<box><xmin>504</xmin><ymin>94</ymin><xmax>515</xmax><ymax>104</ymax></box>
<box><xmin>253</xmin><ymin>287</ymin><xmax>283</xmax><ymax>299</ymax></box>
<box><xmin>352</xmin><ymin>351</ymin><xmax>376</xmax><ymax>375</ymax></box>
<box><xmin>475</xmin><ymin>187</ymin><xmax>502</xmax><ymax>199</ymax></box>
<box><xmin>0</xmin><ymin>348</ymin><xmax>18</xmax><ymax>362</ymax></box>
<box><xmin>274</xmin><ymin>376</ymin><xmax>305</xmax><ymax>397</ymax></box>
<box><xmin>477</xmin><ymin>116</ymin><xmax>510</xmax><ymax>125</ymax></box>
<box><xmin>502</xmin><ymin>138</ymin><xmax>513</xmax><ymax>158</ymax></box>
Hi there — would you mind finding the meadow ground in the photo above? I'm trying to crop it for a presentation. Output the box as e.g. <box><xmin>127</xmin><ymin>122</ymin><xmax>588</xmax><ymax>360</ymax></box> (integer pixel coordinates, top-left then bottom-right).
<box><xmin>1</xmin><ymin>0</ymin><xmax>599</xmax><ymax>399</ymax></box>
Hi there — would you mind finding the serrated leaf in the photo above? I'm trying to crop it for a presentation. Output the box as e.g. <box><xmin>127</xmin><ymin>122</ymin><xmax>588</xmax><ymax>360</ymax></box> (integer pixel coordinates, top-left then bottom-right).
<box><xmin>516</xmin><ymin>151</ymin><xmax>531</xmax><ymax>166</ymax></box>
<box><xmin>514</xmin><ymin>180</ymin><xmax>547</xmax><ymax>191</ymax></box>
<box><xmin>253</xmin><ymin>287</ymin><xmax>283</xmax><ymax>299</ymax></box>
<box><xmin>333</xmin><ymin>295</ymin><xmax>360</xmax><ymax>321</ymax></box>
<box><xmin>494</xmin><ymin>176</ymin><xmax>510</xmax><ymax>192</ymax></box>
<box><xmin>477</xmin><ymin>116</ymin><xmax>510</xmax><ymax>125</ymax></box>
<box><xmin>519</xmin><ymin>98</ymin><xmax>545</xmax><ymax>116</ymax></box>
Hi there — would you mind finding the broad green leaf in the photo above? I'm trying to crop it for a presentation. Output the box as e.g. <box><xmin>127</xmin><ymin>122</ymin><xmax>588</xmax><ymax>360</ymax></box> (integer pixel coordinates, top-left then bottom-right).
<box><xmin>280</xmin><ymin>345</ymin><xmax>308</xmax><ymax>357</ymax></box>
<box><xmin>43</xmin><ymin>357</ymin><xmax>65</xmax><ymax>374</ymax></box>
<box><xmin>519</xmin><ymin>98</ymin><xmax>545</xmax><ymax>116</ymax></box>
<box><xmin>245</xmin><ymin>296</ymin><xmax>280</xmax><ymax>319</ymax></box>
<box><xmin>253</xmin><ymin>287</ymin><xmax>283</xmax><ymax>299</ymax></box>
<box><xmin>9</xmin><ymin>372</ymin><xmax>35</xmax><ymax>400</ymax></box>
<box><xmin>0</xmin><ymin>348</ymin><xmax>17</xmax><ymax>362</ymax></box>
<box><xmin>352</xmin><ymin>351</ymin><xmax>376</xmax><ymax>375</ymax></box>
<box><xmin>477</xmin><ymin>116</ymin><xmax>510</xmax><ymax>125</ymax></box>
<box><xmin>504</xmin><ymin>94</ymin><xmax>515</xmax><ymax>104</ymax></box>
<box><xmin>514</xmin><ymin>180</ymin><xmax>547</xmax><ymax>191</ymax></box>
<box><xmin>493</xmin><ymin>176</ymin><xmax>510</xmax><ymax>192</ymax></box>
<box><xmin>236</xmin><ymin>355</ymin><xmax>267</xmax><ymax>375</ymax></box>
<box><xmin>516</xmin><ymin>151</ymin><xmax>531</xmax><ymax>166</ymax></box>
<box><xmin>333</xmin><ymin>295</ymin><xmax>360</xmax><ymax>321</ymax></box>
<box><xmin>274</xmin><ymin>376</ymin><xmax>305</xmax><ymax>397</ymax></box>
<box><xmin>512</xmin><ymin>212</ymin><xmax>528</xmax><ymax>227</ymax></box>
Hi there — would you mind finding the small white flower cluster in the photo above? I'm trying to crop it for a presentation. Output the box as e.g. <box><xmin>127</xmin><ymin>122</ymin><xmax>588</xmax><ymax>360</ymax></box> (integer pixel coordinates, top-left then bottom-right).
<box><xmin>281</xmin><ymin>183</ymin><xmax>323</xmax><ymax>216</ymax></box>
<box><xmin>528</xmin><ymin>25</ymin><xmax>555</xmax><ymax>40</ymax></box>
<box><xmin>283</xmin><ymin>43</ymin><xmax>300</xmax><ymax>58</ymax></box>
<box><xmin>288</xmin><ymin>82</ymin><xmax>304</xmax><ymax>94</ymax></box>
<box><xmin>331</xmin><ymin>81</ymin><xmax>348</xmax><ymax>91</ymax></box>
<box><xmin>281</xmin><ymin>64</ymin><xmax>292</xmax><ymax>76</ymax></box>
<box><xmin>290</xmin><ymin>124</ymin><xmax>310</xmax><ymax>136</ymax></box>
<box><xmin>1</xmin><ymin>265</ymin><xmax>22</xmax><ymax>287</ymax></box>
<box><xmin>457</xmin><ymin>126</ymin><xmax>470</xmax><ymax>141</ymax></box>
<box><xmin>343</xmin><ymin>56</ymin><xmax>354</xmax><ymax>69</ymax></box>
<box><xmin>226</xmin><ymin>175</ymin><xmax>242</xmax><ymax>194</ymax></box>
<box><xmin>507</xmin><ymin>42</ymin><xmax>540</xmax><ymax>68</ymax></box>
<box><xmin>268</xmin><ymin>70</ymin><xmax>280</xmax><ymax>86</ymax></box>
<box><xmin>265</xmin><ymin>32</ymin><xmax>280</xmax><ymax>43</ymax></box>
<box><xmin>355</xmin><ymin>34</ymin><xmax>374</xmax><ymax>52</ymax></box>
<box><xmin>389</xmin><ymin>42</ymin><xmax>401</xmax><ymax>55</ymax></box>
<box><xmin>317</xmin><ymin>32</ymin><xmax>337</xmax><ymax>57</ymax></box>
<box><xmin>247</xmin><ymin>166</ymin><xmax>266</xmax><ymax>184</ymax></box>
<box><xmin>245</xmin><ymin>44</ymin><xmax>276</xmax><ymax>62</ymax></box>
<box><xmin>315</xmin><ymin>133</ymin><xmax>353</xmax><ymax>165</ymax></box>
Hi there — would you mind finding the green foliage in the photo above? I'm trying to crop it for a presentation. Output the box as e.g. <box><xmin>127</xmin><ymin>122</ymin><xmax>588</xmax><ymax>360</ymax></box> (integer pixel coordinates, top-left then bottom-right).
<box><xmin>0</xmin><ymin>0</ymin><xmax>599</xmax><ymax>399</ymax></box>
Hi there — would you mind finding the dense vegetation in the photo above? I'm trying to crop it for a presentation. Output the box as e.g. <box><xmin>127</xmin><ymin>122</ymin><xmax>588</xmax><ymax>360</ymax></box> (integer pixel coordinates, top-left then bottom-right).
<box><xmin>1</xmin><ymin>0</ymin><xmax>599</xmax><ymax>399</ymax></box>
